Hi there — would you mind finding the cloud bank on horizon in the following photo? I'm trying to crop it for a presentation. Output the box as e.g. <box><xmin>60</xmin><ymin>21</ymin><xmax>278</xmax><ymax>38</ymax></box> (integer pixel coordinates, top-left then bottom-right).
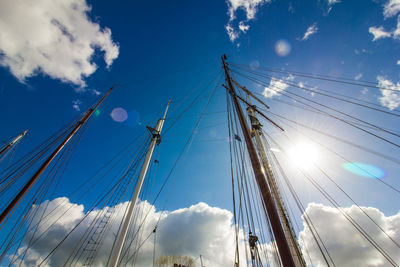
<box><xmin>10</xmin><ymin>197</ymin><xmax>400</xmax><ymax>266</ymax></box>
<box><xmin>0</xmin><ymin>0</ymin><xmax>119</xmax><ymax>88</ymax></box>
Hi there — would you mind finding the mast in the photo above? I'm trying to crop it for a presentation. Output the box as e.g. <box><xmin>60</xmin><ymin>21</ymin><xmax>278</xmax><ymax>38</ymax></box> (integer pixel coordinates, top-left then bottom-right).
<box><xmin>221</xmin><ymin>55</ymin><xmax>296</xmax><ymax>267</ymax></box>
<box><xmin>0</xmin><ymin>130</ymin><xmax>28</xmax><ymax>157</ymax></box>
<box><xmin>108</xmin><ymin>99</ymin><xmax>170</xmax><ymax>267</ymax></box>
<box><xmin>0</xmin><ymin>87</ymin><xmax>114</xmax><ymax>225</ymax></box>
<box><xmin>247</xmin><ymin>101</ymin><xmax>306</xmax><ymax>267</ymax></box>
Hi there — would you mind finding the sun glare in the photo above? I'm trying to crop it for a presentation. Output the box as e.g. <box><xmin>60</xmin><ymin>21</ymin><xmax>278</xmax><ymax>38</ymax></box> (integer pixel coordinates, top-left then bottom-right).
<box><xmin>288</xmin><ymin>142</ymin><xmax>319</xmax><ymax>169</ymax></box>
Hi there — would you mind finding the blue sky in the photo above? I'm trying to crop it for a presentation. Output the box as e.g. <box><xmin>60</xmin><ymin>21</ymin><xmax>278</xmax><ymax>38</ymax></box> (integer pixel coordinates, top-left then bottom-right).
<box><xmin>1</xmin><ymin>0</ymin><xmax>400</xmax><ymax>265</ymax></box>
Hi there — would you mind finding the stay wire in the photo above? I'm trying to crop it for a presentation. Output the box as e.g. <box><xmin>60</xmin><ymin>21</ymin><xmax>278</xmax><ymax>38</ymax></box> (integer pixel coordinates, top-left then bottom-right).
<box><xmin>229</xmin><ymin>62</ymin><xmax>399</xmax><ymax>92</ymax></box>
<box><xmin>233</xmin><ymin>71</ymin><xmax>400</xmax><ymax>149</ymax></box>
<box><xmin>267</xmin><ymin>145</ymin><xmax>333</xmax><ymax>266</ymax></box>
<box><xmin>231</xmin><ymin>69</ymin><xmax>400</xmax><ymax>140</ymax></box>
<box><xmin>232</xmin><ymin>65</ymin><xmax>400</xmax><ymax>117</ymax></box>
<box><xmin>227</xmin><ymin>91</ymin><xmax>240</xmax><ymax>265</ymax></box>
<box><xmin>263</xmin><ymin>110</ymin><xmax>400</xmax><ymax>195</ymax></box>
<box><xmin>266</xmin><ymin>132</ymin><xmax>398</xmax><ymax>266</ymax></box>
<box><xmin>163</xmin><ymin>71</ymin><xmax>223</xmax><ymax>136</ymax></box>
<box><xmin>260</xmin><ymin>104</ymin><xmax>400</xmax><ymax>165</ymax></box>
<box><xmin>261</xmin><ymin>136</ymin><xmax>314</xmax><ymax>266</ymax></box>
<box><xmin>36</xmin><ymin>137</ymin><xmax>151</xmax><ymax>267</ymax></box>
<box><xmin>120</xmin><ymin>73</ymin><xmax>222</xmax><ymax>264</ymax></box>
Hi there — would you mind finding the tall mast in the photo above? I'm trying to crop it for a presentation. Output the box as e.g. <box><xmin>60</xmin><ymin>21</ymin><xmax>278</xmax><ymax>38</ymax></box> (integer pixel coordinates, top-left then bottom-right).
<box><xmin>108</xmin><ymin>99</ymin><xmax>170</xmax><ymax>267</ymax></box>
<box><xmin>247</xmin><ymin>101</ymin><xmax>306</xmax><ymax>267</ymax></box>
<box><xmin>0</xmin><ymin>130</ymin><xmax>28</xmax><ymax>157</ymax></box>
<box><xmin>221</xmin><ymin>55</ymin><xmax>296</xmax><ymax>267</ymax></box>
<box><xmin>0</xmin><ymin>87</ymin><xmax>114</xmax><ymax>225</ymax></box>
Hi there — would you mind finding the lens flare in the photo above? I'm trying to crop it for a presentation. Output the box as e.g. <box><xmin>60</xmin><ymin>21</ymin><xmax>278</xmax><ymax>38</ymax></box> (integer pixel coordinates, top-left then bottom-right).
<box><xmin>353</xmin><ymin>233</ymin><xmax>368</xmax><ymax>248</ymax></box>
<box><xmin>275</xmin><ymin>40</ymin><xmax>291</xmax><ymax>57</ymax></box>
<box><xmin>343</xmin><ymin>162</ymin><xmax>385</xmax><ymax>179</ymax></box>
<box><xmin>95</xmin><ymin>109</ymin><xmax>101</xmax><ymax>117</ymax></box>
<box><xmin>250</xmin><ymin>60</ymin><xmax>260</xmax><ymax>70</ymax></box>
<box><xmin>110</xmin><ymin>107</ymin><xmax>128</xmax><ymax>123</ymax></box>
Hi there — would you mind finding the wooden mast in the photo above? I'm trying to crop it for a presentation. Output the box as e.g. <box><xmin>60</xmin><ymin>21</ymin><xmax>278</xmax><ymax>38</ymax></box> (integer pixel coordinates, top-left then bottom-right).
<box><xmin>222</xmin><ymin>54</ymin><xmax>296</xmax><ymax>267</ymax></box>
<box><xmin>246</xmin><ymin>99</ymin><xmax>307</xmax><ymax>267</ymax></box>
<box><xmin>0</xmin><ymin>87</ymin><xmax>114</xmax><ymax>225</ymax></box>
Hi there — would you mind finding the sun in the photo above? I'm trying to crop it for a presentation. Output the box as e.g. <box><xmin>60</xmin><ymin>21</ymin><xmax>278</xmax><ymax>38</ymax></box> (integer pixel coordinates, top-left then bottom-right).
<box><xmin>288</xmin><ymin>142</ymin><xmax>319</xmax><ymax>170</ymax></box>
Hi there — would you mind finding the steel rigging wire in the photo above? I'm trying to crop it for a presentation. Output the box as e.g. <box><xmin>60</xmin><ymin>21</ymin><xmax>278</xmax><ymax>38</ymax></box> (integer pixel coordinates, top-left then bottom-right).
<box><xmin>229</xmin><ymin>62</ymin><xmax>400</xmax><ymax>92</ymax></box>
<box><xmin>228</xmin><ymin>69</ymin><xmax>399</xmax><ymax>266</ymax></box>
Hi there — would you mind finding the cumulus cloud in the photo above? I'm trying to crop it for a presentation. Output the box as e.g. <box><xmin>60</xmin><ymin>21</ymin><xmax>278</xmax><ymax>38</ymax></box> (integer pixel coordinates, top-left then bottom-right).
<box><xmin>72</xmin><ymin>99</ymin><xmax>82</xmax><ymax>111</ymax></box>
<box><xmin>300</xmin><ymin>203</ymin><xmax>400</xmax><ymax>267</ymax></box>
<box><xmin>226</xmin><ymin>0</ymin><xmax>269</xmax><ymax>21</ymax></box>
<box><xmin>8</xmin><ymin>198</ymin><xmax>400</xmax><ymax>266</ymax></box>
<box><xmin>263</xmin><ymin>75</ymin><xmax>294</xmax><ymax>98</ymax></box>
<box><xmin>10</xmin><ymin>198</ymin><xmax>240</xmax><ymax>267</ymax></box>
<box><xmin>377</xmin><ymin>76</ymin><xmax>400</xmax><ymax>110</ymax></box>
<box><xmin>299</xmin><ymin>23</ymin><xmax>318</xmax><ymax>41</ymax></box>
<box><xmin>0</xmin><ymin>0</ymin><xmax>119</xmax><ymax>87</ymax></box>
<box><xmin>325</xmin><ymin>0</ymin><xmax>341</xmax><ymax>13</ymax></box>
<box><xmin>369</xmin><ymin>1</ymin><xmax>400</xmax><ymax>42</ymax></box>
<box><xmin>369</xmin><ymin>26</ymin><xmax>393</xmax><ymax>41</ymax></box>
<box><xmin>384</xmin><ymin>0</ymin><xmax>400</xmax><ymax>18</ymax></box>
<box><xmin>238</xmin><ymin>21</ymin><xmax>250</xmax><ymax>33</ymax></box>
<box><xmin>225</xmin><ymin>24</ymin><xmax>240</xmax><ymax>42</ymax></box>
<box><xmin>225</xmin><ymin>0</ymin><xmax>271</xmax><ymax>42</ymax></box>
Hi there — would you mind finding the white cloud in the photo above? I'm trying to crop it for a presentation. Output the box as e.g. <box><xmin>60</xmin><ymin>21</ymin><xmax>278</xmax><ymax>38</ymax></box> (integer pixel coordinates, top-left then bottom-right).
<box><xmin>384</xmin><ymin>0</ymin><xmax>400</xmax><ymax>18</ymax></box>
<box><xmin>354</xmin><ymin>48</ymin><xmax>370</xmax><ymax>55</ymax></box>
<box><xmin>225</xmin><ymin>0</ymin><xmax>271</xmax><ymax>42</ymax></box>
<box><xmin>227</xmin><ymin>0</ymin><xmax>270</xmax><ymax>21</ymax></box>
<box><xmin>11</xmin><ymin>198</ymin><xmax>241</xmax><ymax>267</ymax></box>
<box><xmin>72</xmin><ymin>99</ymin><xmax>82</xmax><ymax>111</ymax></box>
<box><xmin>8</xmin><ymin>198</ymin><xmax>400</xmax><ymax>266</ymax></box>
<box><xmin>91</xmin><ymin>89</ymin><xmax>101</xmax><ymax>96</ymax></box>
<box><xmin>354</xmin><ymin>73</ymin><xmax>363</xmax><ymax>80</ymax></box>
<box><xmin>238</xmin><ymin>21</ymin><xmax>250</xmax><ymax>33</ymax></box>
<box><xmin>0</xmin><ymin>0</ymin><xmax>119</xmax><ymax>87</ymax></box>
<box><xmin>326</xmin><ymin>0</ymin><xmax>341</xmax><ymax>13</ymax></box>
<box><xmin>369</xmin><ymin>26</ymin><xmax>393</xmax><ymax>41</ymax></box>
<box><xmin>397</xmin><ymin>60</ymin><xmax>400</xmax><ymax>65</ymax></box>
<box><xmin>299</xmin><ymin>23</ymin><xmax>318</xmax><ymax>41</ymax></box>
<box><xmin>225</xmin><ymin>24</ymin><xmax>240</xmax><ymax>42</ymax></box>
<box><xmin>370</xmin><ymin>2</ymin><xmax>400</xmax><ymax>42</ymax></box>
<box><xmin>263</xmin><ymin>75</ymin><xmax>293</xmax><ymax>98</ymax></box>
<box><xmin>377</xmin><ymin>76</ymin><xmax>400</xmax><ymax>110</ymax></box>
<box><xmin>300</xmin><ymin>203</ymin><xmax>400</xmax><ymax>266</ymax></box>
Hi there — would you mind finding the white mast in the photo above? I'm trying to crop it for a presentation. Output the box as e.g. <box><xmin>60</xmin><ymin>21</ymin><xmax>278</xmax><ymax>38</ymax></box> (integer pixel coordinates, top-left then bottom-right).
<box><xmin>108</xmin><ymin>99</ymin><xmax>170</xmax><ymax>267</ymax></box>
